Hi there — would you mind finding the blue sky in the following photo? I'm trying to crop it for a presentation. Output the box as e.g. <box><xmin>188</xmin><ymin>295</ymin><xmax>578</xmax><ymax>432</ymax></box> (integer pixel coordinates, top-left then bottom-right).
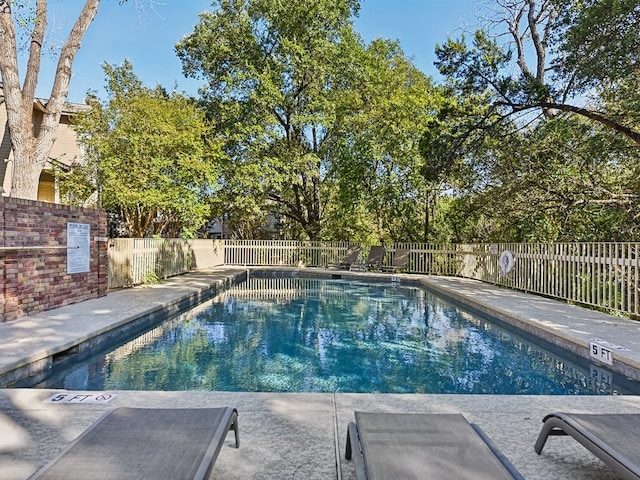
<box><xmin>34</xmin><ymin>0</ymin><xmax>480</xmax><ymax>103</ymax></box>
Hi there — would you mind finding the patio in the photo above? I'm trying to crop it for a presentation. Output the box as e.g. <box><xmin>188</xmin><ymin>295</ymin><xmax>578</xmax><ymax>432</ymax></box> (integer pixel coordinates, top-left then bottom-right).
<box><xmin>1</xmin><ymin>268</ymin><xmax>639</xmax><ymax>479</ymax></box>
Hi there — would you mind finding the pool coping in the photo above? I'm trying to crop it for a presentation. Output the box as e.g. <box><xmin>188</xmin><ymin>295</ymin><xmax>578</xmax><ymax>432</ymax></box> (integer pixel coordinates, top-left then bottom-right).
<box><xmin>5</xmin><ymin>389</ymin><xmax>640</xmax><ymax>480</ymax></box>
<box><xmin>2</xmin><ymin>266</ymin><xmax>640</xmax><ymax>388</ymax></box>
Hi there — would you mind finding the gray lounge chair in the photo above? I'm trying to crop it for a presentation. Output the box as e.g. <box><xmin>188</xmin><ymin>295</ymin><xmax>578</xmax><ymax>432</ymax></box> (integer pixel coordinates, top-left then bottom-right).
<box><xmin>535</xmin><ymin>412</ymin><xmax>640</xmax><ymax>480</ymax></box>
<box><xmin>380</xmin><ymin>248</ymin><xmax>409</xmax><ymax>273</ymax></box>
<box><xmin>351</xmin><ymin>246</ymin><xmax>385</xmax><ymax>271</ymax></box>
<box><xmin>345</xmin><ymin>412</ymin><xmax>524</xmax><ymax>480</ymax></box>
<box><xmin>330</xmin><ymin>245</ymin><xmax>361</xmax><ymax>269</ymax></box>
<box><xmin>29</xmin><ymin>407</ymin><xmax>239</xmax><ymax>480</ymax></box>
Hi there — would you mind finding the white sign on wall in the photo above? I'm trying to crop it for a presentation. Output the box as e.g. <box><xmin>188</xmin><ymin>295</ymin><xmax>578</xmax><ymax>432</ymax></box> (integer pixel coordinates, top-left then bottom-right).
<box><xmin>589</xmin><ymin>338</ymin><xmax>629</xmax><ymax>367</ymax></box>
<box><xmin>590</xmin><ymin>341</ymin><xmax>613</xmax><ymax>366</ymax></box>
<box><xmin>67</xmin><ymin>222</ymin><xmax>90</xmax><ymax>274</ymax></box>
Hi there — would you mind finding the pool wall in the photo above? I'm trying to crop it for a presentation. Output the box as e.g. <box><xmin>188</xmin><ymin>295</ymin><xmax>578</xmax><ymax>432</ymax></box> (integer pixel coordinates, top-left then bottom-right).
<box><xmin>3</xmin><ymin>266</ymin><xmax>640</xmax><ymax>389</ymax></box>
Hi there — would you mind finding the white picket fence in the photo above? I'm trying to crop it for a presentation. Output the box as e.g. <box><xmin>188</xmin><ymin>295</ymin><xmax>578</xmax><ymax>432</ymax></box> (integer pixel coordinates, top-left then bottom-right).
<box><xmin>108</xmin><ymin>239</ymin><xmax>639</xmax><ymax>317</ymax></box>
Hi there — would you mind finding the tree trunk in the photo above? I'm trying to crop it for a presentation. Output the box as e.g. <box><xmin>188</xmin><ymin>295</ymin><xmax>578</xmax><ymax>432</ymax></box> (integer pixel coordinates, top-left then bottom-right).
<box><xmin>10</xmin><ymin>139</ymin><xmax>42</xmax><ymax>199</ymax></box>
<box><xmin>423</xmin><ymin>188</ymin><xmax>430</xmax><ymax>243</ymax></box>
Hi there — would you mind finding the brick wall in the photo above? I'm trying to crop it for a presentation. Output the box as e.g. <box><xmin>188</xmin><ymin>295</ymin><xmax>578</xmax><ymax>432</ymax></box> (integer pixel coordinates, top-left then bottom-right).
<box><xmin>0</xmin><ymin>197</ymin><xmax>108</xmax><ymax>322</ymax></box>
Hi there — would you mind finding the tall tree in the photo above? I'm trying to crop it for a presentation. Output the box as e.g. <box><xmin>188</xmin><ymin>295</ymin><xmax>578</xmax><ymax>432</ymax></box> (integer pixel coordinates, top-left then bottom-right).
<box><xmin>176</xmin><ymin>0</ymin><xmax>361</xmax><ymax>240</ymax></box>
<box><xmin>435</xmin><ymin>0</ymin><xmax>640</xmax><ymax>146</ymax></box>
<box><xmin>329</xmin><ymin>39</ymin><xmax>441</xmax><ymax>243</ymax></box>
<box><xmin>0</xmin><ymin>0</ymin><xmax>157</xmax><ymax>200</ymax></box>
<box><xmin>554</xmin><ymin>0</ymin><xmax>640</xmax><ymax>91</ymax></box>
<box><xmin>0</xmin><ymin>0</ymin><xmax>99</xmax><ymax>199</ymax></box>
<box><xmin>553</xmin><ymin>0</ymin><xmax>640</xmax><ymax>139</ymax></box>
<box><xmin>71</xmin><ymin>61</ymin><xmax>221</xmax><ymax>238</ymax></box>
<box><xmin>423</xmin><ymin>0</ymin><xmax>640</xmax><ymax>244</ymax></box>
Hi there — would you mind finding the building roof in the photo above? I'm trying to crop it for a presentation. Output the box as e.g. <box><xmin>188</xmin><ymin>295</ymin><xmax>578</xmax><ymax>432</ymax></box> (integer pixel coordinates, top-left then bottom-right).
<box><xmin>0</xmin><ymin>82</ymin><xmax>91</xmax><ymax>116</ymax></box>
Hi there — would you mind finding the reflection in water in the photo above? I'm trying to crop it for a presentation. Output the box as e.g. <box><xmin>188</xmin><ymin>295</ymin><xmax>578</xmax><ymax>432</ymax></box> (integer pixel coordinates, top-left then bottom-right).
<box><xmin>33</xmin><ymin>278</ymin><xmax>631</xmax><ymax>394</ymax></box>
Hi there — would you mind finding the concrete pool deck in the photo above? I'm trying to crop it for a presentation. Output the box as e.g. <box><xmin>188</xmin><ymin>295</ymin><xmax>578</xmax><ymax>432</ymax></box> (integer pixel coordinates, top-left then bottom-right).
<box><xmin>1</xmin><ymin>267</ymin><xmax>640</xmax><ymax>479</ymax></box>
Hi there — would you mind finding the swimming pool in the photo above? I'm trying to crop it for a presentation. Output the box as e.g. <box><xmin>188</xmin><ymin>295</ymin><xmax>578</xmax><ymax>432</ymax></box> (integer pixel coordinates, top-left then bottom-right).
<box><xmin>25</xmin><ymin>275</ymin><xmax>639</xmax><ymax>394</ymax></box>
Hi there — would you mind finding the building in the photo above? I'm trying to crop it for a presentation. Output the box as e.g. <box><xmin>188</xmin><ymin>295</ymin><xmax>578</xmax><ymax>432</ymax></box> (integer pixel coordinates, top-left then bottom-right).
<box><xmin>0</xmin><ymin>83</ymin><xmax>89</xmax><ymax>202</ymax></box>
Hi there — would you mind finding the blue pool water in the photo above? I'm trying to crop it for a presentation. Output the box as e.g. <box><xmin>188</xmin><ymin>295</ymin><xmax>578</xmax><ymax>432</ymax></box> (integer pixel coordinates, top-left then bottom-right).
<box><xmin>28</xmin><ymin>276</ymin><xmax>638</xmax><ymax>394</ymax></box>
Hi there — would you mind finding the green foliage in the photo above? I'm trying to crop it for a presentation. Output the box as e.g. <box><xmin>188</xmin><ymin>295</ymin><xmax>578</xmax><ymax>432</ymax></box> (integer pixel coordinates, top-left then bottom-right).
<box><xmin>554</xmin><ymin>0</ymin><xmax>640</xmax><ymax>91</ymax></box>
<box><xmin>68</xmin><ymin>61</ymin><xmax>222</xmax><ymax>238</ymax></box>
<box><xmin>60</xmin><ymin>1</ymin><xmax>640</xmax><ymax>245</ymax></box>
<box><xmin>597</xmin><ymin>70</ymin><xmax>640</xmax><ymax>135</ymax></box>
<box><xmin>325</xmin><ymin>38</ymin><xmax>443</xmax><ymax>243</ymax></box>
<box><xmin>435</xmin><ymin>1</ymin><xmax>640</xmax><ymax>144</ymax></box>
<box><xmin>424</xmin><ymin>0</ymin><xmax>640</xmax><ymax>244</ymax></box>
<box><xmin>176</xmin><ymin>0</ymin><xmax>363</xmax><ymax>240</ymax></box>
<box><xmin>435</xmin><ymin>32</ymin><xmax>512</xmax><ymax>97</ymax></box>
<box><xmin>321</xmin><ymin>197</ymin><xmax>378</xmax><ymax>244</ymax></box>
<box><xmin>448</xmin><ymin>116</ymin><xmax>640</xmax><ymax>242</ymax></box>
<box><xmin>141</xmin><ymin>271</ymin><xmax>162</xmax><ymax>285</ymax></box>
<box><xmin>175</xmin><ymin>0</ymin><xmax>443</xmax><ymax>242</ymax></box>
<box><xmin>56</xmin><ymin>160</ymin><xmax>98</xmax><ymax>207</ymax></box>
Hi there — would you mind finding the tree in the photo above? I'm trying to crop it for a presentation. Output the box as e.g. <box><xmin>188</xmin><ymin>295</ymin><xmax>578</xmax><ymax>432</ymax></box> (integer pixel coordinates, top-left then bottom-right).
<box><xmin>464</xmin><ymin>117</ymin><xmax>640</xmax><ymax>242</ymax></box>
<box><xmin>553</xmin><ymin>0</ymin><xmax>640</xmax><ymax>140</ymax></box>
<box><xmin>435</xmin><ymin>0</ymin><xmax>640</xmax><ymax>146</ymax></box>
<box><xmin>0</xmin><ymin>0</ymin><xmax>99</xmax><ymax>199</ymax></box>
<box><xmin>328</xmin><ymin>39</ymin><xmax>442</xmax><ymax>243</ymax></box>
<box><xmin>421</xmin><ymin>0</ymin><xmax>640</xmax><ymax>244</ymax></box>
<box><xmin>176</xmin><ymin>0</ymin><xmax>361</xmax><ymax>240</ymax></box>
<box><xmin>0</xmin><ymin>0</ymin><xmax>158</xmax><ymax>200</ymax></box>
<box><xmin>70</xmin><ymin>61</ymin><xmax>221</xmax><ymax>237</ymax></box>
<box><xmin>554</xmin><ymin>0</ymin><xmax>640</xmax><ymax>91</ymax></box>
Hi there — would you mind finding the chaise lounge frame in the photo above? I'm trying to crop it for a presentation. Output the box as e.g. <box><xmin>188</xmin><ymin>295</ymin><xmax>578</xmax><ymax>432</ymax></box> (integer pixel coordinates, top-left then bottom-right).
<box><xmin>350</xmin><ymin>246</ymin><xmax>385</xmax><ymax>272</ymax></box>
<box><xmin>330</xmin><ymin>245</ymin><xmax>362</xmax><ymax>270</ymax></box>
<box><xmin>535</xmin><ymin>412</ymin><xmax>640</xmax><ymax>480</ymax></box>
<box><xmin>345</xmin><ymin>412</ymin><xmax>523</xmax><ymax>480</ymax></box>
<box><xmin>380</xmin><ymin>248</ymin><xmax>410</xmax><ymax>273</ymax></box>
<box><xmin>29</xmin><ymin>406</ymin><xmax>239</xmax><ymax>480</ymax></box>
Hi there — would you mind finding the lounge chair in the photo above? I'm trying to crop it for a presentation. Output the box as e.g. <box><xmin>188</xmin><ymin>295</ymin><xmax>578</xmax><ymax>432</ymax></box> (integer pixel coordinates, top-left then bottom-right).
<box><xmin>535</xmin><ymin>412</ymin><xmax>640</xmax><ymax>480</ymax></box>
<box><xmin>329</xmin><ymin>245</ymin><xmax>361</xmax><ymax>269</ymax></box>
<box><xmin>380</xmin><ymin>248</ymin><xmax>409</xmax><ymax>273</ymax></box>
<box><xmin>350</xmin><ymin>246</ymin><xmax>385</xmax><ymax>271</ymax></box>
<box><xmin>345</xmin><ymin>412</ymin><xmax>524</xmax><ymax>480</ymax></box>
<box><xmin>29</xmin><ymin>407</ymin><xmax>239</xmax><ymax>480</ymax></box>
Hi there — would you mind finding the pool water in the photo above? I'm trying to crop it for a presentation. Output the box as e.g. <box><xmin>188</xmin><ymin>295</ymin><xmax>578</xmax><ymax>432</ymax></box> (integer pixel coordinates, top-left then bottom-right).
<box><xmin>29</xmin><ymin>277</ymin><xmax>637</xmax><ymax>394</ymax></box>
